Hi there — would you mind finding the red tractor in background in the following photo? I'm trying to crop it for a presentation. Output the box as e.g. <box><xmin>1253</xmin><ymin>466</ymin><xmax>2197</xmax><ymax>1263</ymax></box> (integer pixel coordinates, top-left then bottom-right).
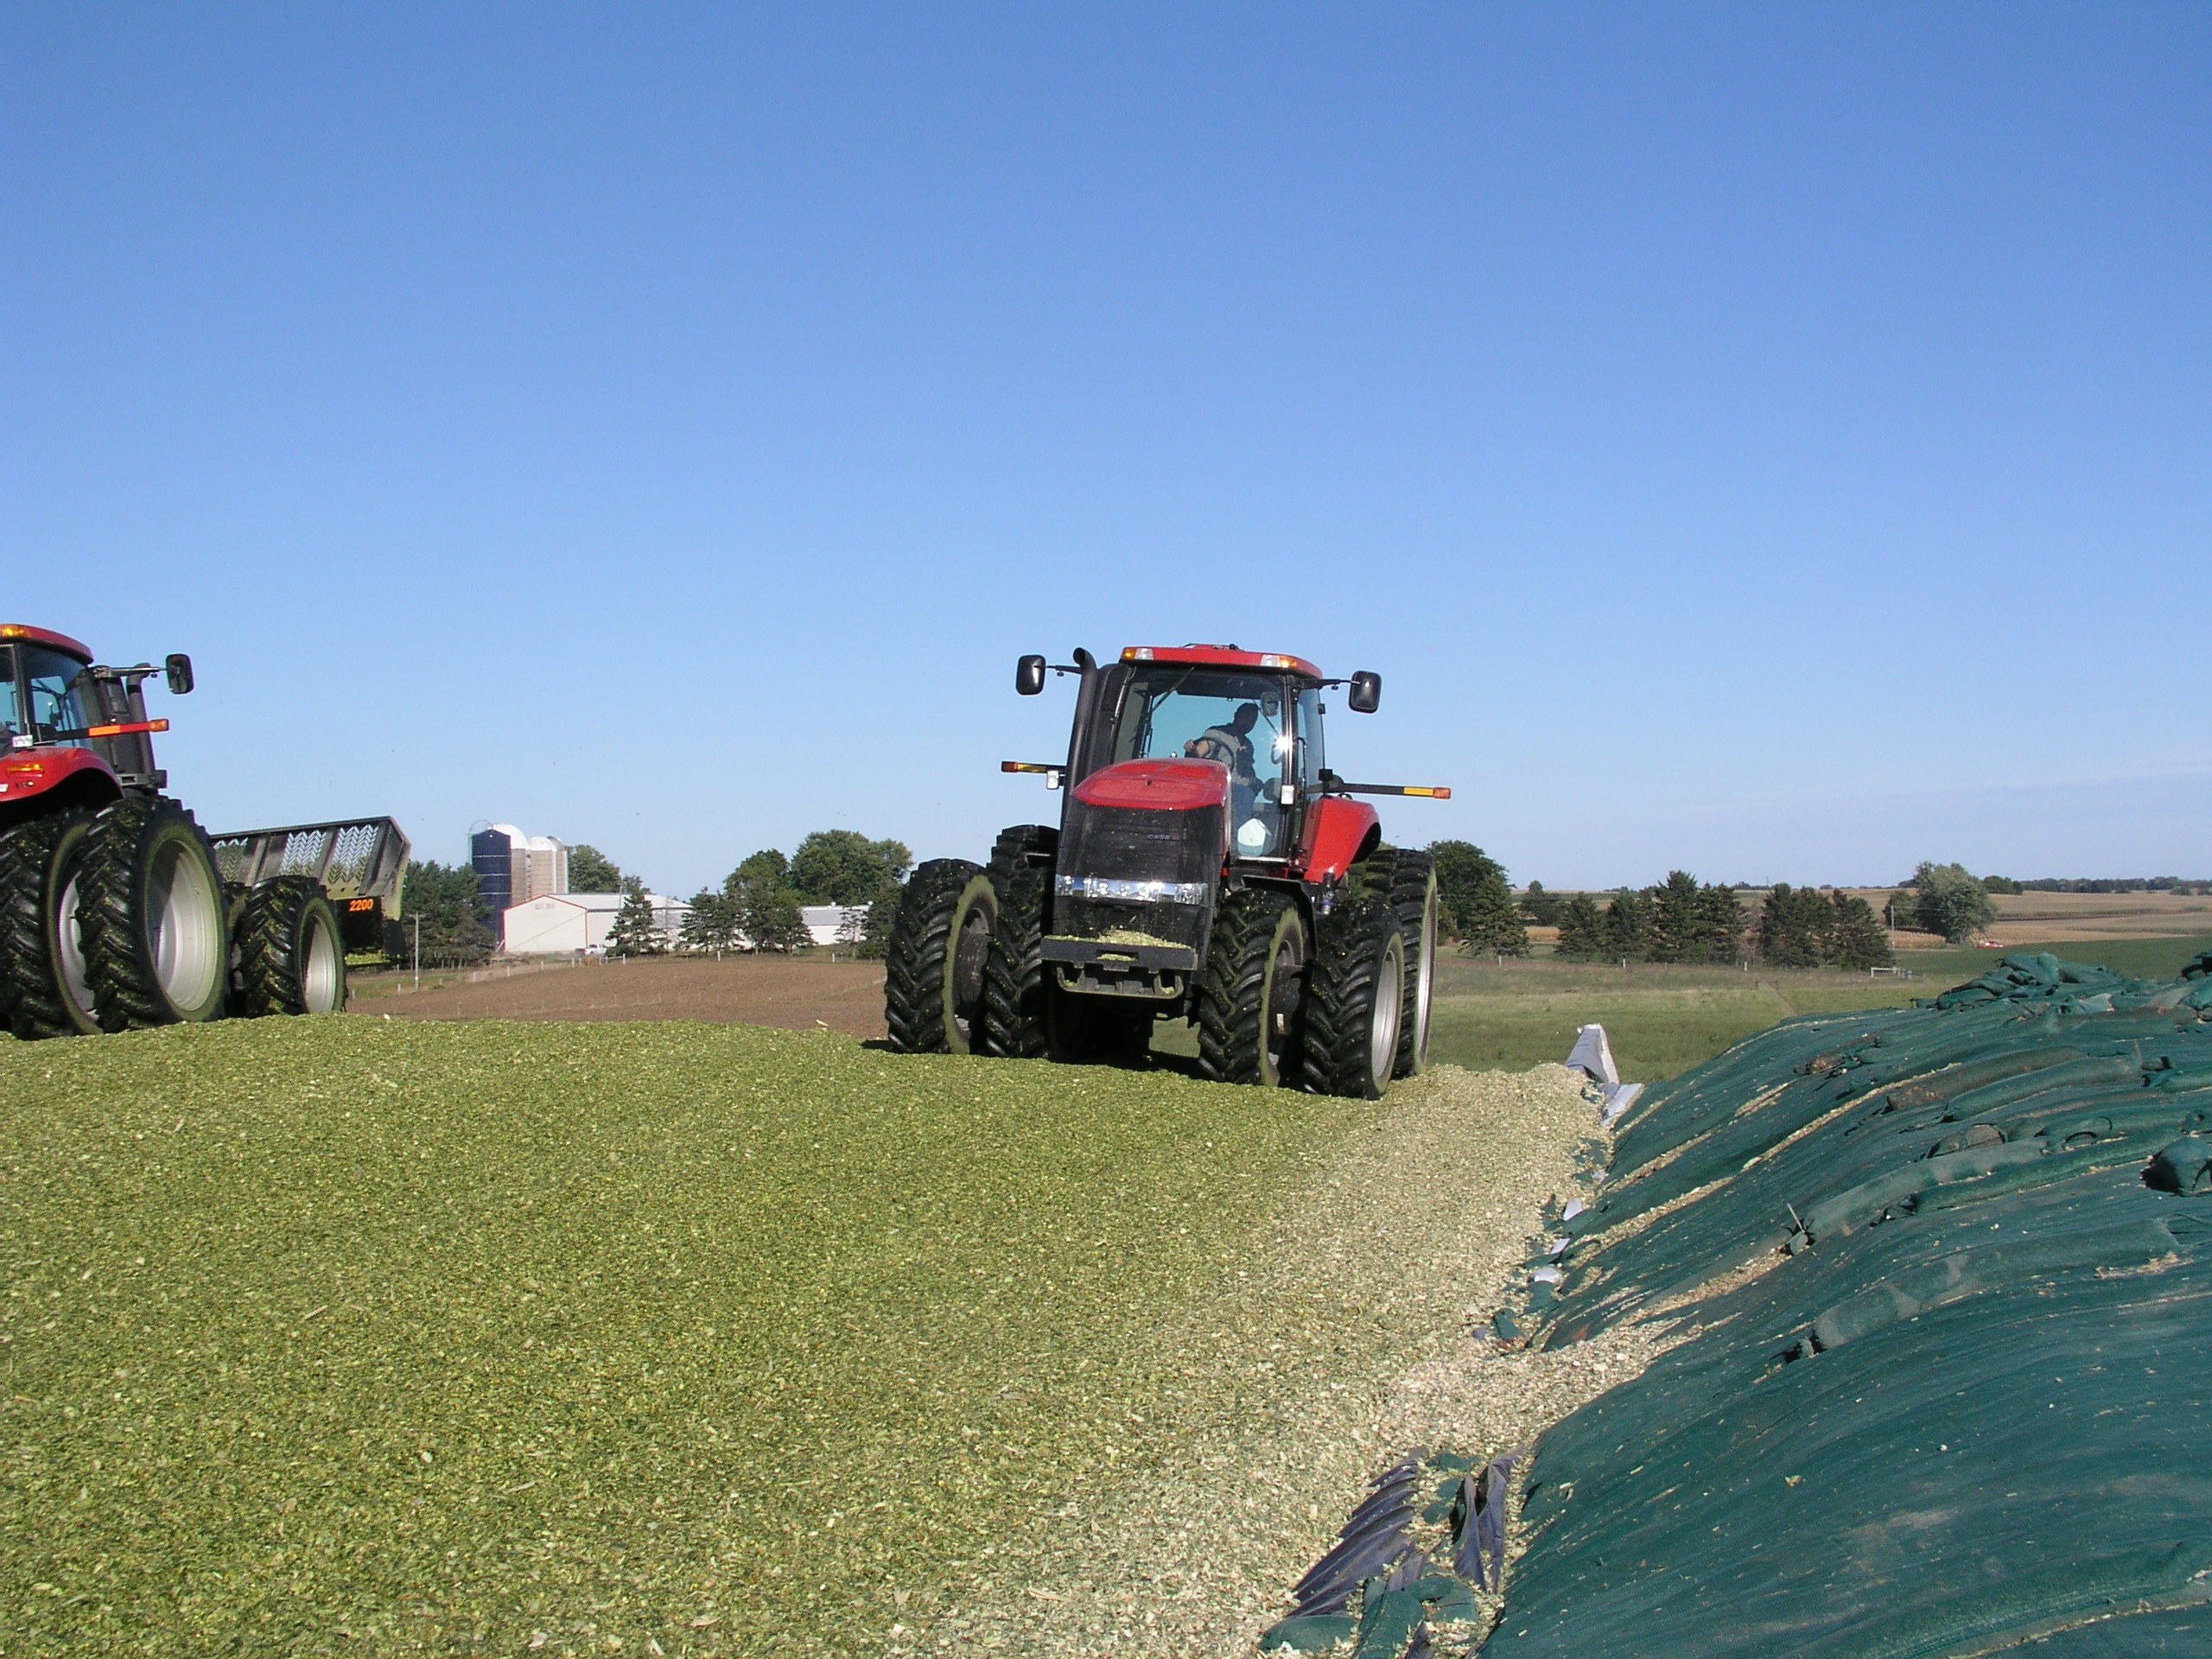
<box><xmin>0</xmin><ymin>624</ymin><xmax>346</xmax><ymax>1039</ymax></box>
<box><xmin>884</xmin><ymin>645</ymin><xmax>1449</xmax><ymax>1098</ymax></box>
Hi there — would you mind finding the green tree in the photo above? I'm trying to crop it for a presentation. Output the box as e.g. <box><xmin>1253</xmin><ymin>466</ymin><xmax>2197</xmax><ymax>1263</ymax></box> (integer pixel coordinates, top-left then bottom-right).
<box><xmin>1427</xmin><ymin>840</ymin><xmax>1507</xmax><ymax>937</ymax></box>
<box><xmin>788</xmin><ymin>831</ymin><xmax>914</xmax><ymax>905</ymax></box>
<box><xmin>726</xmin><ymin>849</ymin><xmax>791</xmax><ymax>893</ymax></box>
<box><xmin>1828</xmin><ymin>894</ymin><xmax>1895</xmax><ymax>970</ymax></box>
<box><xmin>1517</xmin><ymin>880</ymin><xmax>1565</xmax><ymax>927</ymax></box>
<box><xmin>1698</xmin><ymin>882</ymin><xmax>1745</xmax><ymax>962</ymax></box>
<box><xmin>1459</xmin><ymin>867</ymin><xmax>1529</xmax><ymax>957</ymax></box>
<box><xmin>399</xmin><ymin>860</ymin><xmax>496</xmax><ymax>962</ymax></box>
<box><xmin>855</xmin><ymin>875</ymin><xmax>901</xmax><ymax>959</ymax></box>
<box><xmin>1599</xmin><ymin>890</ymin><xmax>1651</xmax><ymax>961</ymax></box>
<box><xmin>679</xmin><ymin>889</ymin><xmax>739</xmax><ymax>953</ymax></box>
<box><xmin>1645</xmin><ymin>871</ymin><xmax>1708</xmax><ymax>963</ymax></box>
<box><xmin>1554</xmin><ymin>893</ymin><xmax>1607</xmax><ymax>960</ymax></box>
<box><xmin>568</xmin><ymin>844</ymin><xmax>622</xmax><ymax>893</ymax></box>
<box><xmin>608</xmin><ymin>878</ymin><xmax>665</xmax><ymax>957</ymax></box>
<box><xmin>1758</xmin><ymin>884</ymin><xmax>1832</xmax><ymax>968</ymax></box>
<box><xmin>739</xmin><ymin>880</ymin><xmax>813</xmax><ymax>953</ymax></box>
<box><xmin>1912</xmin><ymin>861</ymin><xmax>1996</xmax><ymax>944</ymax></box>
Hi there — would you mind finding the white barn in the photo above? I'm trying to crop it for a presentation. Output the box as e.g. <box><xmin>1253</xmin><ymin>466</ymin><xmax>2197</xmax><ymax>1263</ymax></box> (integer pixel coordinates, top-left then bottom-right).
<box><xmin>500</xmin><ymin>893</ymin><xmax>689</xmax><ymax>956</ymax></box>
<box><xmin>499</xmin><ymin>897</ymin><xmax>868</xmax><ymax>955</ymax></box>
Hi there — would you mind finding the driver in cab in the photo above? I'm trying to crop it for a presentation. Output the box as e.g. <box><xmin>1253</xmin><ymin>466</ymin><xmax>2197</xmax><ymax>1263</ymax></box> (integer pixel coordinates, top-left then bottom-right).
<box><xmin>1185</xmin><ymin>702</ymin><xmax>1261</xmax><ymax>792</ymax></box>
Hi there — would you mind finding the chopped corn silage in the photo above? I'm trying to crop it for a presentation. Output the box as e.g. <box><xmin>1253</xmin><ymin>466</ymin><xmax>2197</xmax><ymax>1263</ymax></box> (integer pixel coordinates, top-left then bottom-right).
<box><xmin>0</xmin><ymin>1020</ymin><xmax>1589</xmax><ymax>1656</ymax></box>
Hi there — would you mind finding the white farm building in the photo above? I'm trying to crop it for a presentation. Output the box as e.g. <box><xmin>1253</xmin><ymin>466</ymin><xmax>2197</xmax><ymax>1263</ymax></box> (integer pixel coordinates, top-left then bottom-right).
<box><xmin>499</xmin><ymin>896</ymin><xmax>869</xmax><ymax>956</ymax></box>
<box><xmin>500</xmin><ymin>893</ymin><xmax>689</xmax><ymax>956</ymax></box>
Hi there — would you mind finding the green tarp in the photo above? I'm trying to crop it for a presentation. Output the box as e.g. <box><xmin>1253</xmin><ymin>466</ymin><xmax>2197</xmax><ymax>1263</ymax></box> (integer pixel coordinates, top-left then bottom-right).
<box><xmin>1484</xmin><ymin>954</ymin><xmax>2212</xmax><ymax>1658</ymax></box>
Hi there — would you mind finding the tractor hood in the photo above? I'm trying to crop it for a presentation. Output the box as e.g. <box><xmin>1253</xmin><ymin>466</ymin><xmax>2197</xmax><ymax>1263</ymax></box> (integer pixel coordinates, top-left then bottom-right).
<box><xmin>1049</xmin><ymin>758</ymin><xmax>1228</xmax><ymax>960</ymax></box>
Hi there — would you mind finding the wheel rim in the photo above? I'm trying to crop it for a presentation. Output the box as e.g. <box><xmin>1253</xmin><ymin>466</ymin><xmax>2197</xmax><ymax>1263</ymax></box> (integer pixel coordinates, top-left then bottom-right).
<box><xmin>302</xmin><ymin>910</ymin><xmax>343</xmax><ymax>1014</ymax></box>
<box><xmin>149</xmin><ymin>836</ymin><xmax>222</xmax><ymax>1013</ymax></box>
<box><xmin>56</xmin><ymin>863</ymin><xmax>96</xmax><ymax>1023</ymax></box>
<box><xmin>1369</xmin><ymin>936</ymin><xmax>1404</xmax><ymax>1086</ymax></box>
<box><xmin>1412</xmin><ymin>886</ymin><xmax>1437</xmax><ymax>1064</ymax></box>
<box><xmin>948</xmin><ymin>893</ymin><xmax>993</xmax><ymax>1052</ymax></box>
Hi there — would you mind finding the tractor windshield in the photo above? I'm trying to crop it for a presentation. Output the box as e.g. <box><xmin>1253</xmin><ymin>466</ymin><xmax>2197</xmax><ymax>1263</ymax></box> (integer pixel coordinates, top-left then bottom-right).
<box><xmin>1107</xmin><ymin>669</ymin><xmax>1297</xmax><ymax>855</ymax></box>
<box><xmin>18</xmin><ymin>646</ymin><xmax>92</xmax><ymax>746</ymax></box>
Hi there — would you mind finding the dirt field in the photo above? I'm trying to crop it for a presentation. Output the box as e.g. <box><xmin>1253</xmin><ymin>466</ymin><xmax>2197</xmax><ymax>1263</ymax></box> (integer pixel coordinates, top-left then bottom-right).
<box><xmin>356</xmin><ymin>954</ymin><xmax>890</xmax><ymax>1039</ymax></box>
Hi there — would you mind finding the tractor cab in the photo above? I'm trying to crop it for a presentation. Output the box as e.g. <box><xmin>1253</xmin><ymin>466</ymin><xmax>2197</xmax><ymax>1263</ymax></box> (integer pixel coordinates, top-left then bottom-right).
<box><xmin>1074</xmin><ymin>650</ymin><xmax>1327</xmax><ymax>861</ymax></box>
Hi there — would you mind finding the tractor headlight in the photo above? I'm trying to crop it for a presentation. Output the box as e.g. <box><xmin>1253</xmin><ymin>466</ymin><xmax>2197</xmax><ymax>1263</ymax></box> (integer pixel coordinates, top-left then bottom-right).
<box><xmin>1053</xmin><ymin>874</ymin><xmax>1209</xmax><ymax>906</ymax></box>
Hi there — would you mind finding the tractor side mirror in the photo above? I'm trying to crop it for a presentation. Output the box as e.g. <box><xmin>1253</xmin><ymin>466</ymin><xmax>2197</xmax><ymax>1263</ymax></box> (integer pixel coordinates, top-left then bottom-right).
<box><xmin>1015</xmin><ymin>654</ymin><xmax>1046</xmax><ymax>696</ymax></box>
<box><xmin>1347</xmin><ymin>671</ymin><xmax>1381</xmax><ymax>714</ymax></box>
<box><xmin>164</xmin><ymin>654</ymin><xmax>195</xmax><ymax>696</ymax></box>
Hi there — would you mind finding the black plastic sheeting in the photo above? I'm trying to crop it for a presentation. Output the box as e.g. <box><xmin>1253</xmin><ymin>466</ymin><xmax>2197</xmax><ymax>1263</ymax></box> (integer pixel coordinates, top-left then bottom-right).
<box><xmin>1260</xmin><ymin>1450</ymin><xmax>1502</xmax><ymax>1656</ymax></box>
<box><xmin>1482</xmin><ymin>953</ymin><xmax>2212</xmax><ymax>1658</ymax></box>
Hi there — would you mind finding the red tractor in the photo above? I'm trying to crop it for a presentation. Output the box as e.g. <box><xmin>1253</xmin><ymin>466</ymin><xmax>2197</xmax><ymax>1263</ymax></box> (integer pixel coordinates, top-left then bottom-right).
<box><xmin>884</xmin><ymin>645</ymin><xmax>1449</xmax><ymax>1097</ymax></box>
<box><xmin>0</xmin><ymin>624</ymin><xmax>346</xmax><ymax>1039</ymax></box>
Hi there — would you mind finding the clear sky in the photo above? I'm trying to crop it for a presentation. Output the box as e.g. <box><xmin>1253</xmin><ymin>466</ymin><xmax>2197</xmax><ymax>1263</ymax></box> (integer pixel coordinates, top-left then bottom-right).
<box><xmin>5</xmin><ymin>4</ymin><xmax>2207</xmax><ymax>894</ymax></box>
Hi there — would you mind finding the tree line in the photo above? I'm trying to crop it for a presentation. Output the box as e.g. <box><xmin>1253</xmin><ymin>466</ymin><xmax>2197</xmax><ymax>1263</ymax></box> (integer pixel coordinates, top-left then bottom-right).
<box><xmin>652</xmin><ymin>830</ymin><xmax>912</xmax><ymax>959</ymax></box>
<box><xmin>391</xmin><ymin>830</ymin><xmax>911</xmax><ymax>962</ymax></box>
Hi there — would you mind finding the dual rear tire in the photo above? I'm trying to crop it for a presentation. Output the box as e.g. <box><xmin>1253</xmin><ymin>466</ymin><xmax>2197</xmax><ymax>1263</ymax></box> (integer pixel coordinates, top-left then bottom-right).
<box><xmin>0</xmin><ymin>796</ymin><xmax>343</xmax><ymax>1039</ymax></box>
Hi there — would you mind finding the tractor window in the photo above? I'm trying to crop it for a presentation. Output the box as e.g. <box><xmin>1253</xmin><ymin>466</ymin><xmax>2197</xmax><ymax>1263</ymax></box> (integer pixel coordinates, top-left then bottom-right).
<box><xmin>20</xmin><ymin>646</ymin><xmax>92</xmax><ymax>746</ymax></box>
<box><xmin>1109</xmin><ymin>670</ymin><xmax>1293</xmax><ymax>855</ymax></box>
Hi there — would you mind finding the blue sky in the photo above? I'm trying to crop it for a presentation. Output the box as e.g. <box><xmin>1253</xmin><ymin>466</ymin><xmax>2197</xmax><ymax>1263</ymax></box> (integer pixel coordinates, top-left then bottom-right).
<box><xmin>5</xmin><ymin>4</ymin><xmax>2207</xmax><ymax>893</ymax></box>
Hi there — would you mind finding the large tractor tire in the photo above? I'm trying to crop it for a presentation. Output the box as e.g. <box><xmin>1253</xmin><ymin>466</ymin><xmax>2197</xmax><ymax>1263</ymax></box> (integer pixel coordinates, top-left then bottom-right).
<box><xmin>1302</xmin><ymin>897</ymin><xmax>1406</xmax><ymax>1101</ymax></box>
<box><xmin>0</xmin><ymin>810</ymin><xmax>103</xmax><ymax>1039</ymax></box>
<box><xmin>1355</xmin><ymin>849</ymin><xmax>1439</xmax><ymax>1077</ymax></box>
<box><xmin>981</xmin><ymin>862</ymin><xmax>1049</xmax><ymax>1058</ymax></box>
<box><xmin>75</xmin><ymin>795</ymin><xmax>231</xmax><ymax>1031</ymax></box>
<box><xmin>883</xmin><ymin>857</ymin><xmax>997</xmax><ymax>1054</ymax></box>
<box><xmin>988</xmin><ymin>823</ymin><xmax>1058</xmax><ymax>891</ymax></box>
<box><xmin>232</xmin><ymin>875</ymin><xmax>347</xmax><ymax>1017</ymax></box>
<box><xmin>1196</xmin><ymin>887</ymin><xmax>1307</xmax><ymax>1087</ymax></box>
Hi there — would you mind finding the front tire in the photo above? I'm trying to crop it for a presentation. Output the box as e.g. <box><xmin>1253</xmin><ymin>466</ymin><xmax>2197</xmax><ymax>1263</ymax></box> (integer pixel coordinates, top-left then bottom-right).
<box><xmin>981</xmin><ymin>862</ymin><xmax>1050</xmax><ymax>1058</ymax></box>
<box><xmin>232</xmin><ymin>875</ymin><xmax>347</xmax><ymax>1016</ymax></box>
<box><xmin>883</xmin><ymin>858</ymin><xmax>997</xmax><ymax>1054</ymax></box>
<box><xmin>0</xmin><ymin>810</ymin><xmax>103</xmax><ymax>1039</ymax></box>
<box><xmin>1303</xmin><ymin>897</ymin><xmax>1405</xmax><ymax>1101</ymax></box>
<box><xmin>1196</xmin><ymin>888</ymin><xmax>1307</xmax><ymax>1087</ymax></box>
<box><xmin>77</xmin><ymin>795</ymin><xmax>230</xmax><ymax>1031</ymax></box>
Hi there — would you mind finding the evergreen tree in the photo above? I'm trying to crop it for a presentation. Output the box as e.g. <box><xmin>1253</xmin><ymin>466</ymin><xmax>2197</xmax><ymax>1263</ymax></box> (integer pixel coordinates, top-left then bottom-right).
<box><xmin>400</xmin><ymin>860</ymin><xmax>496</xmax><ymax>961</ymax></box>
<box><xmin>1599</xmin><ymin>890</ymin><xmax>1651</xmax><ymax>961</ymax></box>
<box><xmin>1828</xmin><ymin>894</ymin><xmax>1895</xmax><ymax>970</ymax></box>
<box><xmin>1698</xmin><ymin>882</ymin><xmax>1745</xmax><ymax>962</ymax></box>
<box><xmin>679</xmin><ymin>889</ymin><xmax>739</xmax><ymax>953</ymax></box>
<box><xmin>1911</xmin><ymin>861</ymin><xmax>1996</xmax><ymax>944</ymax></box>
<box><xmin>855</xmin><ymin>875</ymin><xmax>901</xmax><ymax>959</ymax></box>
<box><xmin>1758</xmin><ymin>883</ymin><xmax>1829</xmax><ymax>968</ymax></box>
<box><xmin>608</xmin><ymin>878</ymin><xmax>665</xmax><ymax>957</ymax></box>
<box><xmin>567</xmin><ymin>844</ymin><xmax>622</xmax><ymax>893</ymax></box>
<box><xmin>1554</xmin><ymin>893</ymin><xmax>1607</xmax><ymax>960</ymax></box>
<box><xmin>741</xmin><ymin>881</ymin><xmax>813</xmax><ymax>953</ymax></box>
<box><xmin>1645</xmin><ymin>871</ymin><xmax>1708</xmax><ymax>963</ymax></box>
<box><xmin>1458</xmin><ymin>867</ymin><xmax>1530</xmax><ymax>957</ymax></box>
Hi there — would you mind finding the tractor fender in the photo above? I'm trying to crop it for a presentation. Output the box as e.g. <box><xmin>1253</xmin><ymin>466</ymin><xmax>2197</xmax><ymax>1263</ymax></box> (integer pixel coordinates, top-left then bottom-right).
<box><xmin>1300</xmin><ymin>797</ymin><xmax>1381</xmax><ymax>885</ymax></box>
<box><xmin>0</xmin><ymin>748</ymin><xmax>123</xmax><ymax>830</ymax></box>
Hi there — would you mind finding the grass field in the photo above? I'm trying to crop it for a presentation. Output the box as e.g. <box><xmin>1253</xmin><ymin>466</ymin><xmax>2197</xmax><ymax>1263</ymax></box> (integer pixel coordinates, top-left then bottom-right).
<box><xmin>0</xmin><ymin>1018</ymin><xmax>1597</xmax><ymax>1656</ymax></box>
<box><xmin>1421</xmin><ymin>932</ymin><xmax>2212</xmax><ymax>1082</ymax></box>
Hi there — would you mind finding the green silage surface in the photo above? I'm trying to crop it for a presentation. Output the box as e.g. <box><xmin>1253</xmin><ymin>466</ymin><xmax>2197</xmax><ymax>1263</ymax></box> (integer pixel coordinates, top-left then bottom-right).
<box><xmin>0</xmin><ymin>1017</ymin><xmax>1369</xmax><ymax>1656</ymax></box>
